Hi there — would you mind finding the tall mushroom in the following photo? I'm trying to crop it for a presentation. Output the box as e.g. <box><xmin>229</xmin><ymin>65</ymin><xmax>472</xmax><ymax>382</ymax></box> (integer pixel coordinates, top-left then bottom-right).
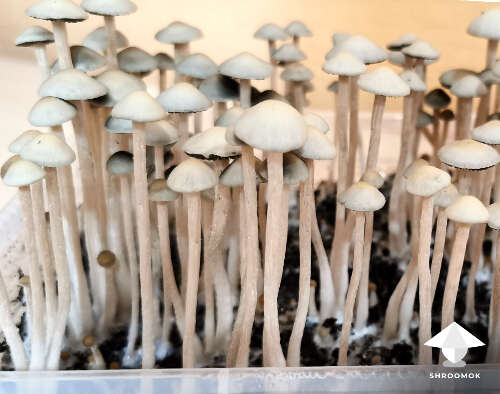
<box><xmin>281</xmin><ymin>63</ymin><xmax>313</xmax><ymax>113</ymax></box>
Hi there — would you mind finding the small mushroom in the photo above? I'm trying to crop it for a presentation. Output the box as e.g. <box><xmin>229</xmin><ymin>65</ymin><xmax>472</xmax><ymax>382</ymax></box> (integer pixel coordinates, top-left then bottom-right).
<box><xmin>83</xmin><ymin>26</ymin><xmax>129</xmax><ymax>54</ymax></box>
<box><xmin>15</xmin><ymin>26</ymin><xmax>54</xmax><ymax>79</ymax></box>
<box><xmin>281</xmin><ymin>63</ymin><xmax>313</xmax><ymax>113</ymax></box>
<box><xmin>199</xmin><ymin>74</ymin><xmax>240</xmax><ymax>120</ymax></box>
<box><xmin>285</xmin><ymin>20</ymin><xmax>312</xmax><ymax>46</ymax></box>
<box><xmin>155</xmin><ymin>52</ymin><xmax>175</xmax><ymax>91</ymax></box>
<box><xmin>117</xmin><ymin>46</ymin><xmax>158</xmax><ymax>77</ymax></box>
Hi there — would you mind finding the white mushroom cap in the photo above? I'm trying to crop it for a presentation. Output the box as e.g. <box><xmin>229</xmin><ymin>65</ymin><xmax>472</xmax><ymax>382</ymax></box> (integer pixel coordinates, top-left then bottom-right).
<box><xmin>8</xmin><ymin>130</ymin><xmax>41</xmax><ymax>154</ymax></box>
<box><xmin>39</xmin><ymin>69</ymin><xmax>107</xmax><ymax>101</ymax></box>
<box><xmin>439</xmin><ymin>68</ymin><xmax>476</xmax><ymax>89</ymax></box>
<box><xmin>234</xmin><ymin>100</ymin><xmax>307</xmax><ymax>152</ymax></box>
<box><xmin>81</xmin><ymin>0</ymin><xmax>137</xmax><ymax>16</ymax></box>
<box><xmin>450</xmin><ymin>75</ymin><xmax>487</xmax><ymax>98</ymax></box>
<box><xmin>219</xmin><ymin>156</ymin><xmax>264</xmax><ymax>187</ymax></box>
<box><xmin>467</xmin><ymin>9</ymin><xmax>500</xmax><ymax>40</ymax></box>
<box><xmin>52</xmin><ymin>45</ymin><xmax>106</xmax><ymax>73</ymax></box>
<box><xmin>1</xmin><ymin>155</ymin><xmax>46</xmax><ymax>187</ymax></box>
<box><xmin>326</xmin><ymin>35</ymin><xmax>387</xmax><ymax>64</ymax></box>
<box><xmin>285</xmin><ymin>21</ymin><xmax>312</xmax><ymax>38</ymax></box>
<box><xmin>21</xmin><ymin>133</ymin><xmax>76</xmax><ymax>167</ymax></box>
<box><xmin>272</xmin><ymin>43</ymin><xmax>306</xmax><ymax>63</ymax></box>
<box><xmin>83</xmin><ymin>27</ymin><xmax>129</xmax><ymax>52</ymax></box>
<box><xmin>183</xmin><ymin>127</ymin><xmax>240</xmax><ymax>160</ymax></box>
<box><xmin>386</xmin><ymin>33</ymin><xmax>418</xmax><ymax>51</ymax></box>
<box><xmin>112</xmin><ymin>91</ymin><xmax>165</xmax><ymax>123</ymax></box>
<box><xmin>403</xmin><ymin>158</ymin><xmax>429</xmax><ymax>179</ymax></box>
<box><xmin>15</xmin><ymin>26</ymin><xmax>54</xmax><ymax>47</ymax></box>
<box><xmin>258</xmin><ymin>153</ymin><xmax>309</xmax><ymax>185</ymax></box>
<box><xmin>295</xmin><ymin>126</ymin><xmax>336</xmax><ymax>160</ymax></box>
<box><xmin>225</xmin><ymin>125</ymin><xmax>245</xmax><ymax>147</ymax></box>
<box><xmin>199</xmin><ymin>74</ymin><xmax>239</xmax><ymax>102</ymax></box>
<box><xmin>219</xmin><ymin>52</ymin><xmax>273</xmax><ymax>80</ymax></box>
<box><xmin>118</xmin><ymin>47</ymin><xmax>158</xmax><ymax>74</ymax></box>
<box><xmin>254</xmin><ymin>23</ymin><xmax>288</xmax><ymax>41</ymax></box>
<box><xmin>105</xmin><ymin>116</ymin><xmax>132</xmax><ymax>134</ymax></box>
<box><xmin>157</xmin><ymin>82</ymin><xmax>212</xmax><ymax>113</ymax></box>
<box><xmin>358</xmin><ymin>67</ymin><xmax>410</xmax><ymax>97</ymax></box>
<box><xmin>445</xmin><ymin>195</ymin><xmax>489</xmax><ymax>225</ymax></box>
<box><xmin>93</xmin><ymin>69</ymin><xmax>145</xmax><ymax>107</ymax></box>
<box><xmin>399</xmin><ymin>70</ymin><xmax>427</xmax><ymax>92</ymax></box>
<box><xmin>303</xmin><ymin>112</ymin><xmax>329</xmax><ymax>134</ymax></box>
<box><xmin>215</xmin><ymin>107</ymin><xmax>244</xmax><ymax>127</ymax></box>
<box><xmin>177</xmin><ymin>53</ymin><xmax>218</xmax><ymax>80</ymax></box>
<box><xmin>145</xmin><ymin>120</ymin><xmax>178</xmax><ymax>147</ymax></box>
<box><xmin>402</xmin><ymin>40</ymin><xmax>440</xmax><ymax>61</ymax></box>
<box><xmin>332</xmin><ymin>32</ymin><xmax>352</xmax><ymax>46</ymax></box>
<box><xmin>472</xmin><ymin>120</ymin><xmax>500</xmax><ymax>145</ymax></box>
<box><xmin>281</xmin><ymin>63</ymin><xmax>313</xmax><ymax>82</ymax></box>
<box><xmin>29</xmin><ymin>97</ymin><xmax>76</xmax><ymax>127</ymax></box>
<box><xmin>167</xmin><ymin>158</ymin><xmax>218</xmax><ymax>193</ymax></box>
<box><xmin>155</xmin><ymin>53</ymin><xmax>175</xmax><ymax>70</ymax></box>
<box><xmin>155</xmin><ymin>21</ymin><xmax>202</xmax><ymax>44</ymax></box>
<box><xmin>149</xmin><ymin>179</ymin><xmax>179</xmax><ymax>202</ymax></box>
<box><xmin>438</xmin><ymin>139</ymin><xmax>500</xmax><ymax>170</ymax></box>
<box><xmin>487</xmin><ymin>202</ymin><xmax>500</xmax><ymax>230</ymax></box>
<box><xmin>406</xmin><ymin>165</ymin><xmax>451</xmax><ymax>197</ymax></box>
<box><xmin>388</xmin><ymin>51</ymin><xmax>405</xmax><ymax>67</ymax></box>
<box><xmin>339</xmin><ymin>181</ymin><xmax>386</xmax><ymax>212</ymax></box>
<box><xmin>434</xmin><ymin>184</ymin><xmax>460</xmax><ymax>209</ymax></box>
<box><xmin>361</xmin><ymin>169</ymin><xmax>384</xmax><ymax>189</ymax></box>
<box><xmin>106</xmin><ymin>151</ymin><xmax>133</xmax><ymax>175</ymax></box>
<box><xmin>26</xmin><ymin>0</ymin><xmax>88</xmax><ymax>22</ymax></box>
<box><xmin>322</xmin><ymin>52</ymin><xmax>366</xmax><ymax>76</ymax></box>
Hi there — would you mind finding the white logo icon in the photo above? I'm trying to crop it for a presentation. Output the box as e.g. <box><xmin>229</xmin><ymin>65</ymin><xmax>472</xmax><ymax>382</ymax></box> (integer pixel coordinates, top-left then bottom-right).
<box><xmin>424</xmin><ymin>322</ymin><xmax>485</xmax><ymax>367</ymax></box>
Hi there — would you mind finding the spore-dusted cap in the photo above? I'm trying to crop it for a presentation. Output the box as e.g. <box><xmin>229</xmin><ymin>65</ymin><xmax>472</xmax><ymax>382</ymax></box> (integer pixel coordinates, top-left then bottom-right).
<box><xmin>402</xmin><ymin>40</ymin><xmax>439</xmax><ymax>61</ymax></box>
<box><xmin>112</xmin><ymin>91</ymin><xmax>165</xmax><ymax>123</ymax></box>
<box><xmin>322</xmin><ymin>52</ymin><xmax>366</xmax><ymax>76</ymax></box>
<box><xmin>295</xmin><ymin>126</ymin><xmax>336</xmax><ymax>160</ymax></box>
<box><xmin>26</xmin><ymin>0</ymin><xmax>88</xmax><ymax>22</ymax></box>
<box><xmin>339</xmin><ymin>181</ymin><xmax>386</xmax><ymax>212</ymax></box>
<box><xmin>215</xmin><ymin>107</ymin><xmax>244</xmax><ymax>127</ymax></box>
<box><xmin>234</xmin><ymin>100</ymin><xmax>307</xmax><ymax>152</ymax></box>
<box><xmin>29</xmin><ymin>97</ymin><xmax>76</xmax><ymax>127</ymax></box>
<box><xmin>450</xmin><ymin>75</ymin><xmax>487</xmax><ymax>98</ymax></box>
<box><xmin>281</xmin><ymin>63</ymin><xmax>313</xmax><ymax>82</ymax></box>
<box><xmin>177</xmin><ymin>53</ymin><xmax>218</xmax><ymax>80</ymax></box>
<box><xmin>425</xmin><ymin>88</ymin><xmax>451</xmax><ymax>110</ymax></box>
<box><xmin>303</xmin><ymin>112</ymin><xmax>329</xmax><ymax>134</ymax></box>
<box><xmin>39</xmin><ymin>69</ymin><xmax>107</xmax><ymax>101</ymax></box>
<box><xmin>155</xmin><ymin>53</ymin><xmax>175</xmax><ymax>70</ymax></box>
<box><xmin>406</xmin><ymin>165</ymin><xmax>451</xmax><ymax>197</ymax></box>
<box><xmin>254</xmin><ymin>23</ymin><xmax>288</xmax><ymax>41</ymax></box>
<box><xmin>387</xmin><ymin>33</ymin><xmax>418</xmax><ymax>51</ymax></box>
<box><xmin>183</xmin><ymin>127</ymin><xmax>240</xmax><ymax>160</ymax></box>
<box><xmin>326</xmin><ymin>35</ymin><xmax>387</xmax><ymax>65</ymax></box>
<box><xmin>155</xmin><ymin>21</ymin><xmax>202</xmax><ymax>44</ymax></box>
<box><xmin>52</xmin><ymin>45</ymin><xmax>106</xmax><ymax>73</ymax></box>
<box><xmin>219</xmin><ymin>52</ymin><xmax>272</xmax><ymax>80</ymax></box>
<box><xmin>445</xmin><ymin>195</ymin><xmax>488</xmax><ymax>225</ymax></box>
<box><xmin>118</xmin><ymin>47</ymin><xmax>158</xmax><ymax>74</ymax></box>
<box><xmin>149</xmin><ymin>178</ymin><xmax>179</xmax><ymax>202</ymax></box>
<box><xmin>83</xmin><ymin>27</ymin><xmax>129</xmax><ymax>52</ymax></box>
<box><xmin>1</xmin><ymin>155</ymin><xmax>45</xmax><ymax>187</ymax></box>
<box><xmin>285</xmin><ymin>21</ymin><xmax>312</xmax><ymax>38</ymax></box>
<box><xmin>358</xmin><ymin>67</ymin><xmax>410</xmax><ymax>97</ymax></box>
<box><xmin>21</xmin><ymin>133</ymin><xmax>76</xmax><ymax>167</ymax></box>
<box><xmin>93</xmin><ymin>69</ymin><xmax>145</xmax><ymax>107</ymax></box>
<box><xmin>434</xmin><ymin>183</ymin><xmax>459</xmax><ymax>209</ymax></box>
<box><xmin>81</xmin><ymin>0</ymin><xmax>137</xmax><ymax>16</ymax></box>
<box><xmin>8</xmin><ymin>130</ymin><xmax>41</xmax><ymax>154</ymax></box>
<box><xmin>487</xmin><ymin>202</ymin><xmax>500</xmax><ymax>230</ymax></box>
<box><xmin>258</xmin><ymin>153</ymin><xmax>309</xmax><ymax>185</ymax></box>
<box><xmin>361</xmin><ymin>169</ymin><xmax>384</xmax><ymax>189</ymax></box>
<box><xmin>438</xmin><ymin>139</ymin><xmax>500</xmax><ymax>170</ymax></box>
<box><xmin>399</xmin><ymin>70</ymin><xmax>426</xmax><ymax>92</ymax></box>
<box><xmin>157</xmin><ymin>82</ymin><xmax>212</xmax><ymax>113</ymax></box>
<box><xmin>467</xmin><ymin>9</ymin><xmax>500</xmax><ymax>40</ymax></box>
<box><xmin>439</xmin><ymin>68</ymin><xmax>476</xmax><ymax>89</ymax></box>
<box><xmin>272</xmin><ymin>43</ymin><xmax>306</xmax><ymax>63</ymax></box>
<box><xmin>167</xmin><ymin>158</ymin><xmax>217</xmax><ymax>193</ymax></box>
<box><xmin>199</xmin><ymin>74</ymin><xmax>239</xmax><ymax>102</ymax></box>
<box><xmin>15</xmin><ymin>26</ymin><xmax>54</xmax><ymax>47</ymax></box>
<box><xmin>106</xmin><ymin>151</ymin><xmax>133</xmax><ymax>175</ymax></box>
<box><xmin>472</xmin><ymin>120</ymin><xmax>500</xmax><ymax>145</ymax></box>
<box><xmin>145</xmin><ymin>120</ymin><xmax>178</xmax><ymax>147</ymax></box>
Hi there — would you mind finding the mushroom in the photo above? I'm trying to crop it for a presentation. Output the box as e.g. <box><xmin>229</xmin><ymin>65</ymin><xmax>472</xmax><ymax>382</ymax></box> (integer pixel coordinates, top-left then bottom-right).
<box><xmin>281</xmin><ymin>63</ymin><xmax>313</xmax><ymax>113</ymax></box>
<box><xmin>475</xmin><ymin>69</ymin><xmax>500</xmax><ymax>126</ymax></box>
<box><xmin>467</xmin><ymin>9</ymin><xmax>500</xmax><ymax>70</ymax></box>
<box><xmin>424</xmin><ymin>88</ymin><xmax>451</xmax><ymax>150</ymax></box>
<box><xmin>401</xmin><ymin>39</ymin><xmax>440</xmax><ymax>84</ymax></box>
<box><xmin>167</xmin><ymin>158</ymin><xmax>218</xmax><ymax>368</ymax></box>
<box><xmin>15</xmin><ymin>26</ymin><xmax>54</xmax><ymax>79</ymax></box>
<box><xmin>112</xmin><ymin>90</ymin><xmax>166</xmax><ymax>368</ymax></box>
<box><xmin>486</xmin><ymin>202</ymin><xmax>500</xmax><ymax>363</ymax></box>
<box><xmin>155</xmin><ymin>52</ymin><xmax>175</xmax><ymax>92</ymax></box>
<box><xmin>215</xmin><ymin>107</ymin><xmax>245</xmax><ymax>128</ymax></box>
<box><xmin>82</xmin><ymin>334</ymin><xmax>105</xmax><ymax>370</ymax></box>
<box><xmin>285</xmin><ymin>20</ymin><xmax>312</xmax><ymax>46</ymax></box>
<box><xmin>83</xmin><ymin>26</ymin><xmax>129</xmax><ymax>54</ymax></box>
<box><xmin>271</xmin><ymin>43</ymin><xmax>305</xmax><ymax>100</ymax></box>
<box><xmin>199</xmin><ymin>74</ymin><xmax>240</xmax><ymax>120</ymax></box>
<box><xmin>337</xmin><ymin>181</ymin><xmax>386</xmax><ymax>366</ymax></box>
<box><xmin>117</xmin><ymin>46</ymin><xmax>158</xmax><ymax>77</ymax></box>
<box><xmin>51</xmin><ymin>45</ymin><xmax>106</xmax><ymax>74</ymax></box>
<box><xmin>472</xmin><ymin>120</ymin><xmax>500</xmax><ymax>201</ymax></box>
<box><xmin>438</xmin><ymin>109</ymin><xmax>455</xmax><ymax>149</ymax></box>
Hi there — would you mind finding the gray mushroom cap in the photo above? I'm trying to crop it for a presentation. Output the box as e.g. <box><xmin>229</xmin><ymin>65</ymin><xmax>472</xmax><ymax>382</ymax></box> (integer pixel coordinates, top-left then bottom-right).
<box><xmin>386</xmin><ymin>33</ymin><xmax>418</xmax><ymax>51</ymax></box>
<box><xmin>155</xmin><ymin>53</ymin><xmax>175</xmax><ymax>70</ymax></box>
<box><xmin>285</xmin><ymin>21</ymin><xmax>312</xmax><ymax>38</ymax></box>
<box><xmin>149</xmin><ymin>178</ymin><xmax>179</xmax><ymax>202</ymax></box>
<box><xmin>439</xmin><ymin>109</ymin><xmax>455</xmax><ymax>121</ymax></box>
<box><xmin>177</xmin><ymin>53</ymin><xmax>218</xmax><ymax>80</ymax></box>
<box><xmin>20</xmin><ymin>133</ymin><xmax>76</xmax><ymax>167</ymax></box>
<box><xmin>450</xmin><ymin>75</ymin><xmax>487</xmax><ymax>98</ymax></box>
<box><xmin>215</xmin><ymin>107</ymin><xmax>245</xmax><ymax>127</ymax></box>
<box><xmin>118</xmin><ymin>47</ymin><xmax>158</xmax><ymax>74</ymax></box>
<box><xmin>272</xmin><ymin>43</ymin><xmax>306</xmax><ymax>63</ymax></box>
<box><xmin>1</xmin><ymin>155</ymin><xmax>46</xmax><ymax>187</ymax></box>
<box><xmin>340</xmin><ymin>181</ymin><xmax>386</xmax><ymax>212</ymax></box>
<box><xmin>39</xmin><ymin>69</ymin><xmax>107</xmax><ymax>101</ymax></box>
<box><xmin>254</xmin><ymin>23</ymin><xmax>288</xmax><ymax>41</ymax></box>
<box><xmin>401</xmin><ymin>40</ymin><xmax>440</xmax><ymax>61</ymax></box>
<box><xmin>112</xmin><ymin>91</ymin><xmax>165</xmax><ymax>123</ymax></box>
<box><xmin>183</xmin><ymin>127</ymin><xmax>240</xmax><ymax>160</ymax></box>
<box><xmin>439</xmin><ymin>69</ymin><xmax>476</xmax><ymax>89</ymax></box>
<box><xmin>15</xmin><ymin>26</ymin><xmax>54</xmax><ymax>47</ymax></box>
<box><xmin>258</xmin><ymin>153</ymin><xmax>309</xmax><ymax>185</ymax></box>
<box><xmin>26</xmin><ymin>0</ymin><xmax>88</xmax><ymax>22</ymax></box>
<box><xmin>388</xmin><ymin>51</ymin><xmax>405</xmax><ymax>67</ymax></box>
<box><xmin>327</xmin><ymin>80</ymin><xmax>339</xmax><ymax>93</ymax></box>
<box><xmin>145</xmin><ymin>120</ymin><xmax>179</xmax><ymax>147</ymax></box>
<box><xmin>252</xmin><ymin>90</ymin><xmax>289</xmax><ymax>106</ymax></box>
<box><xmin>219</xmin><ymin>52</ymin><xmax>273</xmax><ymax>80</ymax></box>
<box><xmin>93</xmin><ymin>69</ymin><xmax>146</xmax><ymax>107</ymax></box>
<box><xmin>105</xmin><ymin>116</ymin><xmax>132</xmax><ymax>134</ymax></box>
<box><xmin>155</xmin><ymin>21</ymin><xmax>202</xmax><ymax>44</ymax></box>
<box><xmin>157</xmin><ymin>82</ymin><xmax>212</xmax><ymax>113</ymax></box>
<box><xmin>438</xmin><ymin>139</ymin><xmax>500</xmax><ymax>170</ymax></box>
<box><xmin>83</xmin><ymin>27</ymin><xmax>129</xmax><ymax>52</ymax></box>
<box><xmin>219</xmin><ymin>156</ymin><xmax>264</xmax><ymax>187</ymax></box>
<box><xmin>199</xmin><ymin>74</ymin><xmax>239</xmax><ymax>102</ymax></box>
<box><xmin>52</xmin><ymin>45</ymin><xmax>106</xmax><ymax>73</ymax></box>
<box><xmin>425</xmin><ymin>88</ymin><xmax>451</xmax><ymax>110</ymax></box>
<box><xmin>9</xmin><ymin>130</ymin><xmax>41</xmax><ymax>154</ymax></box>
<box><xmin>332</xmin><ymin>32</ymin><xmax>352</xmax><ymax>46</ymax></box>
<box><xmin>416</xmin><ymin>111</ymin><xmax>434</xmax><ymax>128</ymax></box>
<box><xmin>29</xmin><ymin>97</ymin><xmax>77</xmax><ymax>127</ymax></box>
<box><xmin>167</xmin><ymin>158</ymin><xmax>218</xmax><ymax>193</ymax></box>
<box><xmin>81</xmin><ymin>0</ymin><xmax>137</xmax><ymax>16</ymax></box>
<box><xmin>106</xmin><ymin>151</ymin><xmax>133</xmax><ymax>175</ymax></box>
<box><xmin>322</xmin><ymin>52</ymin><xmax>366</xmax><ymax>76</ymax></box>
<box><xmin>326</xmin><ymin>35</ymin><xmax>387</xmax><ymax>64</ymax></box>
<box><xmin>472</xmin><ymin>120</ymin><xmax>500</xmax><ymax>145</ymax></box>
<box><xmin>358</xmin><ymin>67</ymin><xmax>410</xmax><ymax>97</ymax></box>
<box><xmin>281</xmin><ymin>63</ymin><xmax>313</xmax><ymax>82</ymax></box>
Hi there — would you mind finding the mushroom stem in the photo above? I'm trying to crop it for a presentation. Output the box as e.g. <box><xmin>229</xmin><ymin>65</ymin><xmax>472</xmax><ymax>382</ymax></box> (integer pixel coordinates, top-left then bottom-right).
<box><xmin>347</xmin><ymin>76</ymin><xmax>360</xmax><ymax>185</ymax></box>
<box><xmin>308</xmin><ymin>282</ymin><xmax>319</xmax><ymax>318</ymax></box>
<box><xmin>159</xmin><ymin>69</ymin><xmax>167</xmax><ymax>92</ymax></box>
<box><xmin>174</xmin><ymin>43</ymin><xmax>189</xmax><ymax>82</ymax></box>
<box><xmin>430</xmin><ymin>209</ymin><xmax>448</xmax><ymax>302</ymax></box>
<box><xmin>213</xmin><ymin>102</ymin><xmax>227</xmax><ymax>123</ymax></box>
<box><xmin>293</xmin><ymin>82</ymin><xmax>304</xmax><ymax>113</ymax></box>
<box><xmin>103</xmin><ymin>15</ymin><xmax>118</xmax><ymax>69</ymax></box>
<box><xmin>201</xmin><ymin>199</ymin><xmax>215</xmax><ymax>354</ymax></box>
<box><xmin>486</xmin><ymin>39</ymin><xmax>498</xmax><ymax>69</ymax></box>
<box><xmin>33</xmin><ymin>45</ymin><xmax>50</xmax><ymax>80</ymax></box>
<box><xmin>475</xmin><ymin>88</ymin><xmax>491</xmax><ymax>127</ymax></box>
<box><xmin>268</xmin><ymin>40</ymin><xmax>277</xmax><ymax>90</ymax></box>
<box><xmin>456</xmin><ymin>97</ymin><xmax>473</xmax><ymax>139</ymax></box>
<box><xmin>338</xmin><ymin>211</ymin><xmax>365</xmax><ymax>366</ymax></box>
<box><xmin>355</xmin><ymin>211</ymin><xmax>374</xmax><ymax>331</ymax></box>
<box><xmin>486</xmin><ymin>230</ymin><xmax>500</xmax><ymax>363</ymax></box>
<box><xmin>51</xmin><ymin>21</ymin><xmax>72</xmax><ymax>69</ymax></box>
<box><xmin>239</xmin><ymin>79</ymin><xmax>251</xmax><ymax>109</ymax></box>
<box><xmin>366</xmin><ymin>95</ymin><xmax>387</xmax><ymax>171</ymax></box>
<box><xmin>258</xmin><ymin>183</ymin><xmax>267</xmax><ymax>254</ymax></box>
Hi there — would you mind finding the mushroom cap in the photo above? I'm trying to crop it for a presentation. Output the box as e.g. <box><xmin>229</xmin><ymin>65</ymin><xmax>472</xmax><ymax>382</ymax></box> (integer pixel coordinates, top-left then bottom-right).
<box><xmin>21</xmin><ymin>133</ymin><xmax>76</xmax><ymax>167</ymax></box>
<box><xmin>219</xmin><ymin>52</ymin><xmax>272</xmax><ymax>80</ymax></box>
<box><xmin>252</xmin><ymin>89</ymin><xmax>289</xmax><ymax>106</ymax></box>
<box><xmin>39</xmin><ymin>69</ymin><xmax>107</xmax><ymax>101</ymax></box>
<box><xmin>225</xmin><ymin>125</ymin><xmax>245</xmax><ymax>147</ymax></box>
<box><xmin>339</xmin><ymin>181</ymin><xmax>386</xmax><ymax>212</ymax></box>
<box><xmin>198</xmin><ymin>74</ymin><xmax>239</xmax><ymax>102</ymax></box>
<box><xmin>388</xmin><ymin>51</ymin><xmax>405</xmax><ymax>67</ymax></box>
<box><xmin>406</xmin><ymin>165</ymin><xmax>451</xmax><ymax>197</ymax></box>
<box><xmin>487</xmin><ymin>202</ymin><xmax>500</xmax><ymax>230</ymax></box>
<box><xmin>183</xmin><ymin>126</ymin><xmax>240</xmax><ymax>160</ymax></box>
<box><xmin>106</xmin><ymin>151</ymin><xmax>133</xmax><ymax>175</ymax></box>
<box><xmin>219</xmin><ymin>156</ymin><xmax>264</xmax><ymax>187</ymax></box>
<box><xmin>361</xmin><ymin>169</ymin><xmax>384</xmax><ymax>189</ymax></box>
<box><xmin>149</xmin><ymin>178</ymin><xmax>179</xmax><ymax>202</ymax></box>
<box><xmin>326</xmin><ymin>35</ymin><xmax>387</xmax><ymax>65</ymax></box>
<box><xmin>81</xmin><ymin>0</ymin><xmax>137</xmax><ymax>16</ymax></box>
<box><xmin>322</xmin><ymin>52</ymin><xmax>366</xmax><ymax>76</ymax></box>
<box><xmin>167</xmin><ymin>158</ymin><xmax>217</xmax><ymax>193</ymax></box>
<box><xmin>105</xmin><ymin>116</ymin><xmax>132</xmax><ymax>134</ymax></box>
<box><xmin>399</xmin><ymin>69</ymin><xmax>427</xmax><ymax>92</ymax></box>
<box><xmin>285</xmin><ymin>21</ymin><xmax>312</xmax><ymax>37</ymax></box>
<box><xmin>145</xmin><ymin>120</ymin><xmax>178</xmax><ymax>147</ymax></box>
<box><xmin>15</xmin><ymin>26</ymin><xmax>54</xmax><ymax>47</ymax></box>
<box><xmin>439</xmin><ymin>109</ymin><xmax>455</xmax><ymax>121</ymax></box>
<box><xmin>467</xmin><ymin>9</ymin><xmax>500</xmax><ymax>40</ymax></box>
<box><xmin>303</xmin><ymin>112</ymin><xmax>329</xmax><ymax>134</ymax></box>
<box><xmin>281</xmin><ymin>63</ymin><xmax>313</xmax><ymax>82</ymax></box>
<box><xmin>157</xmin><ymin>82</ymin><xmax>212</xmax><ymax>113</ymax></box>
<box><xmin>450</xmin><ymin>75</ymin><xmax>487</xmax><ymax>98</ymax></box>
<box><xmin>118</xmin><ymin>47</ymin><xmax>158</xmax><ymax>74</ymax></box>
<box><xmin>358</xmin><ymin>67</ymin><xmax>410</xmax><ymax>97</ymax></box>
<box><xmin>294</xmin><ymin>126</ymin><xmax>336</xmax><ymax>160</ymax></box>
<box><xmin>52</xmin><ymin>45</ymin><xmax>106</xmax><ymax>73</ymax></box>
<box><xmin>83</xmin><ymin>27</ymin><xmax>129</xmax><ymax>52</ymax></box>
<box><xmin>327</xmin><ymin>80</ymin><xmax>339</xmax><ymax>93</ymax></box>
<box><xmin>438</xmin><ymin>139</ymin><xmax>500</xmax><ymax>170</ymax></box>
<box><xmin>439</xmin><ymin>68</ymin><xmax>476</xmax><ymax>89</ymax></box>
<box><xmin>112</xmin><ymin>90</ymin><xmax>165</xmax><ymax>123</ymax></box>
<box><xmin>416</xmin><ymin>111</ymin><xmax>434</xmax><ymax>128</ymax></box>
<box><xmin>155</xmin><ymin>53</ymin><xmax>175</xmax><ymax>70</ymax></box>
<box><xmin>93</xmin><ymin>69</ymin><xmax>146</xmax><ymax>107</ymax></box>
<box><xmin>332</xmin><ymin>32</ymin><xmax>352</xmax><ymax>46</ymax></box>
<box><xmin>1</xmin><ymin>155</ymin><xmax>45</xmax><ymax>187</ymax></box>
<box><xmin>176</xmin><ymin>53</ymin><xmax>218</xmax><ymax>80</ymax></box>
<box><xmin>401</xmin><ymin>40</ymin><xmax>440</xmax><ymax>61</ymax></box>
<box><xmin>215</xmin><ymin>107</ymin><xmax>244</xmax><ymax>127</ymax></box>
<box><xmin>258</xmin><ymin>153</ymin><xmax>309</xmax><ymax>185</ymax></box>
<box><xmin>472</xmin><ymin>120</ymin><xmax>500</xmax><ymax>145</ymax></box>
<box><xmin>155</xmin><ymin>21</ymin><xmax>202</xmax><ymax>44</ymax></box>
<box><xmin>425</xmin><ymin>88</ymin><xmax>451</xmax><ymax>109</ymax></box>
<box><xmin>26</xmin><ymin>0</ymin><xmax>88</xmax><ymax>22</ymax></box>
<box><xmin>434</xmin><ymin>183</ymin><xmax>459</xmax><ymax>209</ymax></box>
<box><xmin>404</xmin><ymin>158</ymin><xmax>429</xmax><ymax>179</ymax></box>
<box><xmin>478</xmin><ymin>68</ymin><xmax>500</xmax><ymax>87</ymax></box>
<box><xmin>234</xmin><ymin>100</ymin><xmax>307</xmax><ymax>152</ymax></box>
<box><xmin>272</xmin><ymin>43</ymin><xmax>306</xmax><ymax>63</ymax></box>
<box><xmin>254</xmin><ymin>23</ymin><xmax>288</xmax><ymax>41</ymax></box>
<box><xmin>386</xmin><ymin>33</ymin><xmax>418</xmax><ymax>51</ymax></box>
<box><xmin>445</xmin><ymin>195</ymin><xmax>489</xmax><ymax>224</ymax></box>
<box><xmin>9</xmin><ymin>130</ymin><xmax>41</xmax><ymax>154</ymax></box>
<box><xmin>29</xmin><ymin>97</ymin><xmax>76</xmax><ymax>127</ymax></box>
